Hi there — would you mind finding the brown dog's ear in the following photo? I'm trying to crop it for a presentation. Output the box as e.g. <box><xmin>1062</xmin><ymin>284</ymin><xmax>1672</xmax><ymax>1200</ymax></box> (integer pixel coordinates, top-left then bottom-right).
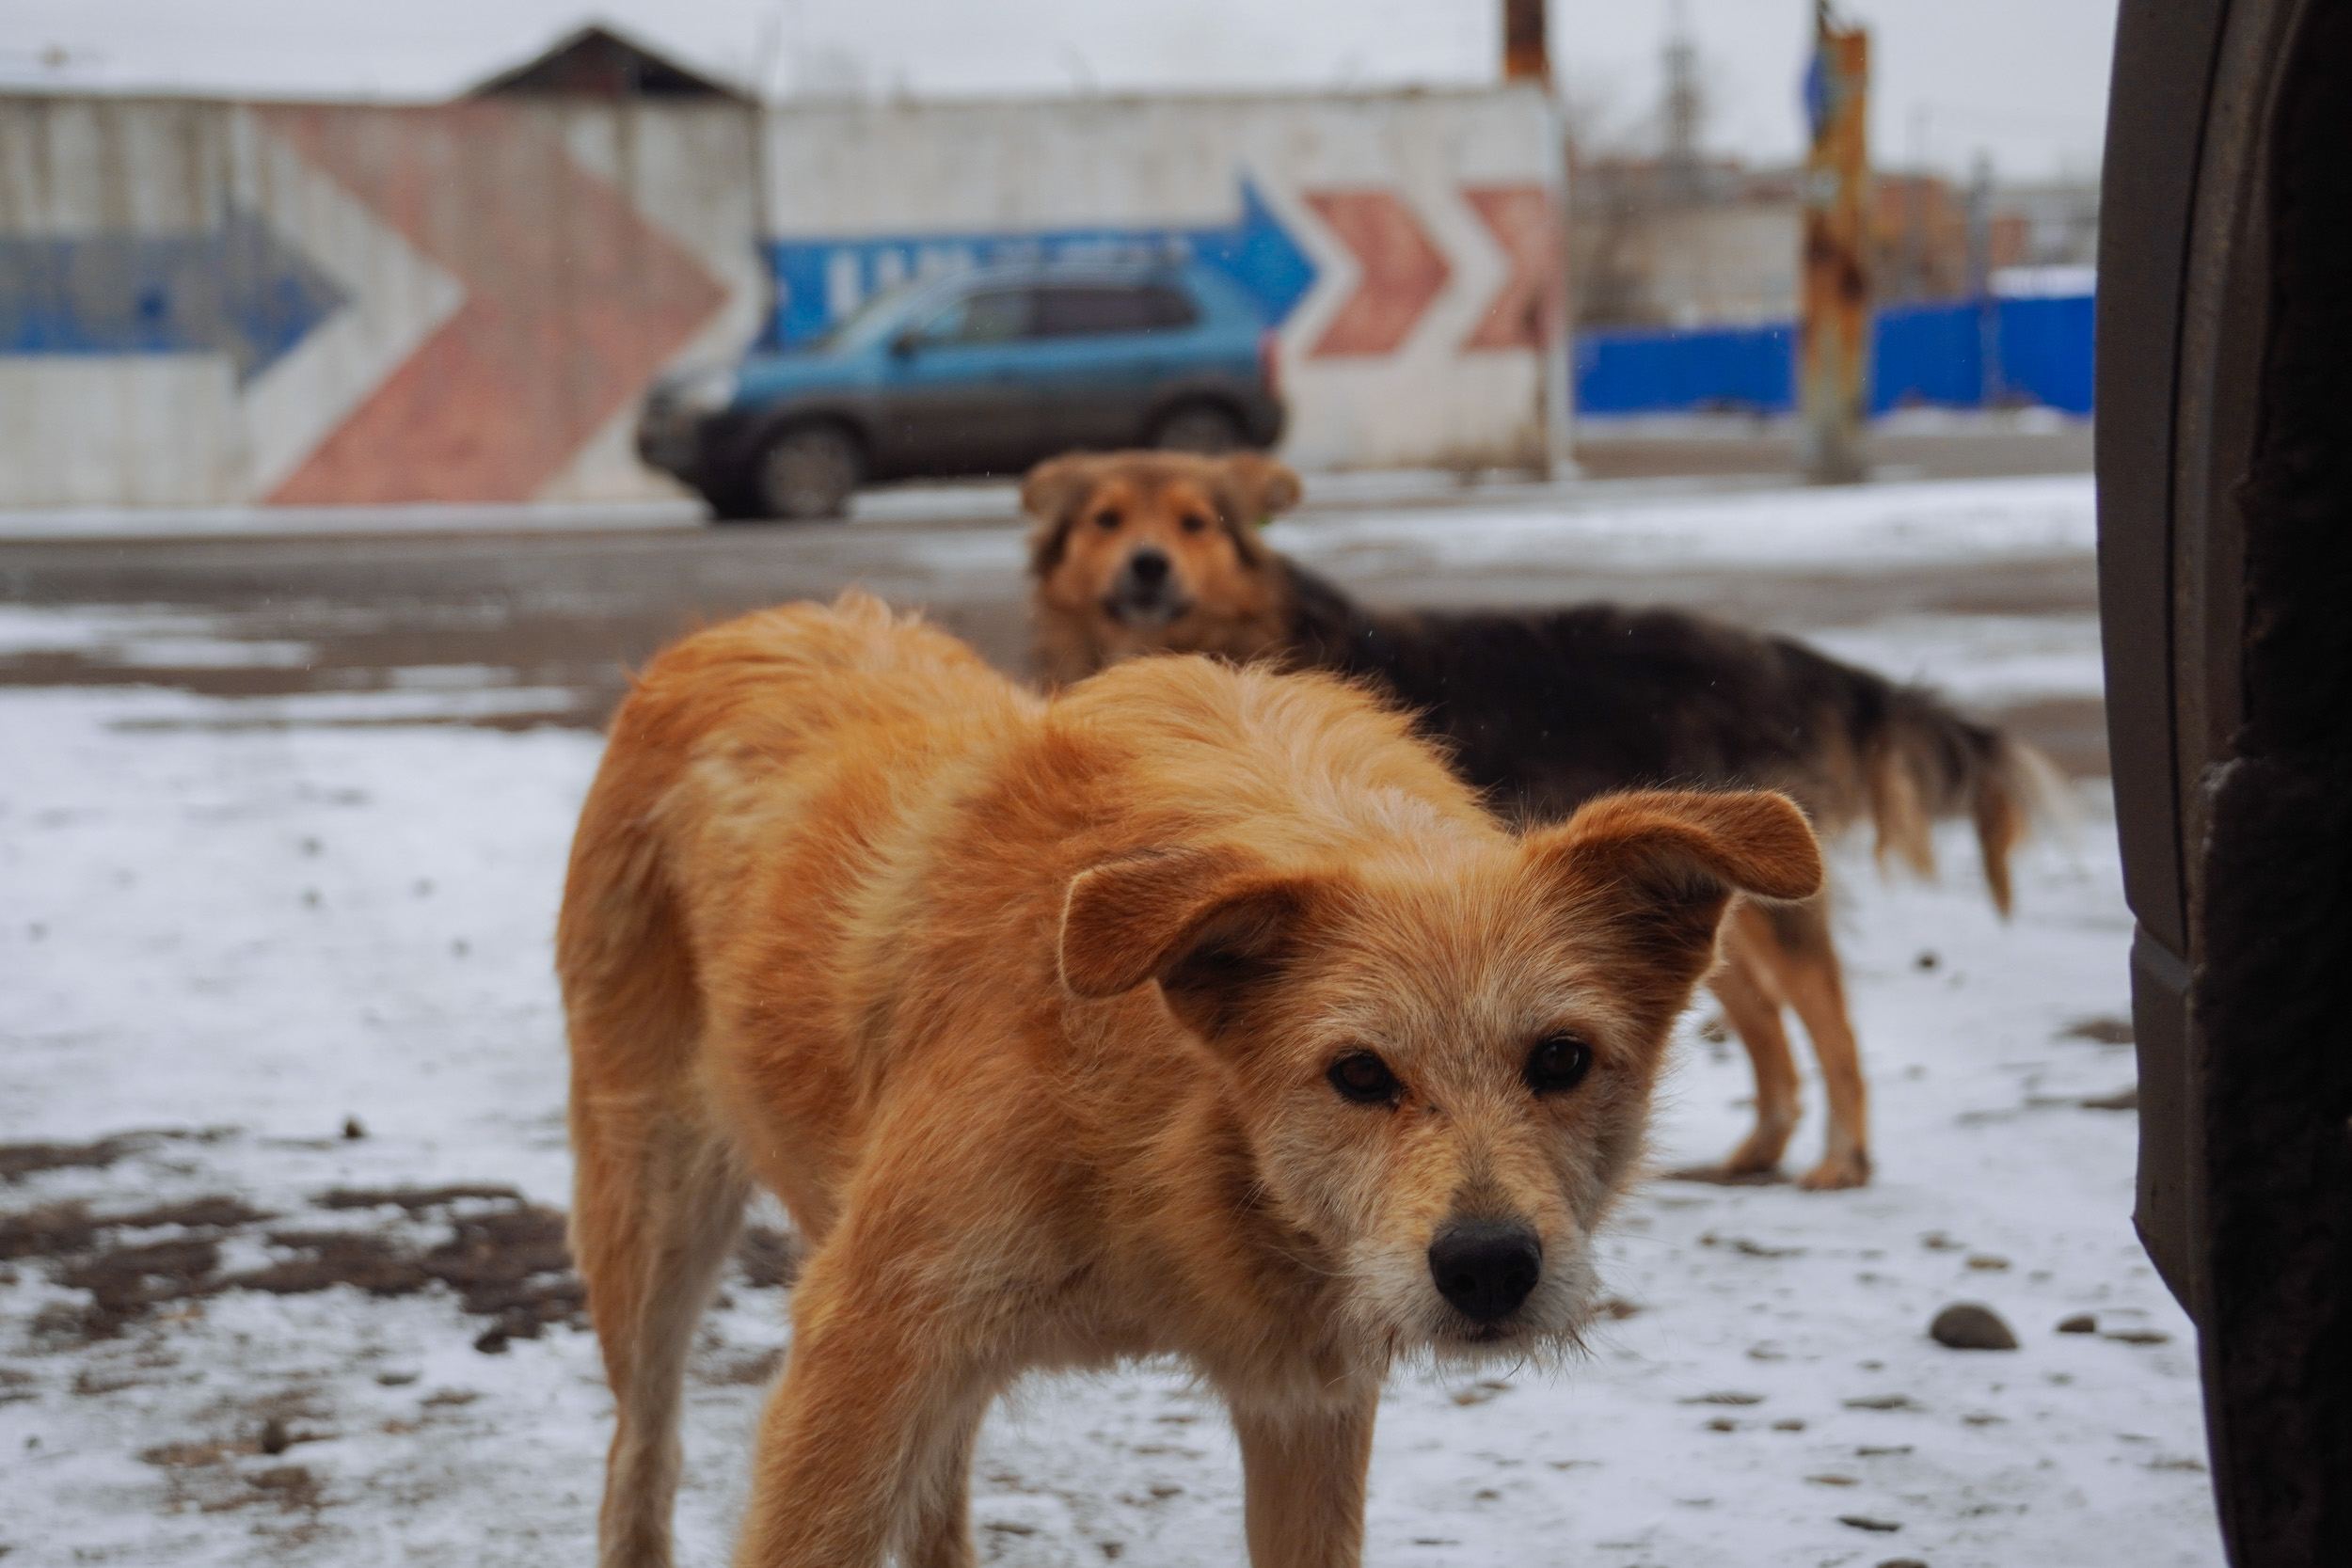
<box><xmin>1222</xmin><ymin>453</ymin><xmax>1302</xmax><ymax>523</ymax></box>
<box><xmin>1060</xmin><ymin>848</ymin><xmax>1315</xmax><ymax>1040</ymax></box>
<box><xmin>1023</xmin><ymin>454</ymin><xmax>1105</xmax><ymax>578</ymax></box>
<box><xmin>1526</xmin><ymin>789</ymin><xmax>1823</xmax><ymax>975</ymax></box>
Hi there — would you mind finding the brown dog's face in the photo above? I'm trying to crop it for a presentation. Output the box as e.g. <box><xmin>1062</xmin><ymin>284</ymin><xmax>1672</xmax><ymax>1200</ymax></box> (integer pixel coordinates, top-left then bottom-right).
<box><xmin>1025</xmin><ymin>451</ymin><xmax>1302</xmax><ymax>681</ymax></box>
<box><xmin>1061</xmin><ymin>790</ymin><xmax>1823</xmax><ymax>1366</ymax></box>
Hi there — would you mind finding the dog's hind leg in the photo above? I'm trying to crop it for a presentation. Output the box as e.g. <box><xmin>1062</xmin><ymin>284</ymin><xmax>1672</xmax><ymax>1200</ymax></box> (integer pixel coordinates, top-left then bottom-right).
<box><xmin>1755</xmin><ymin>898</ymin><xmax>1871</xmax><ymax>1190</ymax></box>
<box><xmin>1232</xmin><ymin>1393</ymin><xmax>1377</xmax><ymax>1568</ymax></box>
<box><xmin>572</xmin><ymin>1089</ymin><xmax>748</xmax><ymax>1568</ymax></box>
<box><xmin>1709</xmin><ymin>930</ymin><xmax>1801</xmax><ymax>1180</ymax></box>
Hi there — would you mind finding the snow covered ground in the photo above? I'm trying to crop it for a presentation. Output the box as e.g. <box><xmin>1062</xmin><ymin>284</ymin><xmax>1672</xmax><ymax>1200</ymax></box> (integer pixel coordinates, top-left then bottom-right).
<box><xmin>0</xmin><ymin>477</ymin><xmax>2217</xmax><ymax>1567</ymax></box>
<box><xmin>1265</xmin><ymin>475</ymin><xmax>2099</xmax><ymax>577</ymax></box>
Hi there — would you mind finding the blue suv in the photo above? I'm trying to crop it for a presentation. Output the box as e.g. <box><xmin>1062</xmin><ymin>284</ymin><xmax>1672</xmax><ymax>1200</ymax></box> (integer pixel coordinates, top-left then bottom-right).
<box><xmin>638</xmin><ymin>260</ymin><xmax>1286</xmax><ymax>520</ymax></box>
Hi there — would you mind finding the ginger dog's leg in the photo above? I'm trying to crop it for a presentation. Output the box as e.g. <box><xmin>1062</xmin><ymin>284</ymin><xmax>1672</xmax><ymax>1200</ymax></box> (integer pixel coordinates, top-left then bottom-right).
<box><xmin>572</xmin><ymin>1091</ymin><xmax>748</xmax><ymax>1568</ymax></box>
<box><xmin>1710</xmin><ymin>927</ymin><xmax>1801</xmax><ymax>1179</ymax></box>
<box><xmin>1757</xmin><ymin>899</ymin><xmax>1871</xmax><ymax>1190</ymax></box>
<box><xmin>732</xmin><ymin>1243</ymin><xmax>987</xmax><ymax>1568</ymax></box>
<box><xmin>900</xmin><ymin>1389</ymin><xmax>990</xmax><ymax>1568</ymax></box>
<box><xmin>1231</xmin><ymin>1395</ymin><xmax>1377</xmax><ymax>1568</ymax></box>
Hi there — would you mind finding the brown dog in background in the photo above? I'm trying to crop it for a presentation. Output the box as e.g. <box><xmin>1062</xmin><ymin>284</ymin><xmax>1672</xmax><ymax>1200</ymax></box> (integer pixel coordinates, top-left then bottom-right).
<box><xmin>559</xmin><ymin>591</ymin><xmax>1820</xmax><ymax>1567</ymax></box>
<box><xmin>1026</xmin><ymin>451</ymin><xmax>2054</xmax><ymax>1191</ymax></box>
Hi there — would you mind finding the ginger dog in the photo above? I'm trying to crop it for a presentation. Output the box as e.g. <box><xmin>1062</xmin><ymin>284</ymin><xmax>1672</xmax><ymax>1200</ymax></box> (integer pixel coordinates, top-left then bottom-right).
<box><xmin>1025</xmin><ymin>451</ymin><xmax>2054</xmax><ymax>1190</ymax></box>
<box><xmin>559</xmin><ymin>592</ymin><xmax>1821</xmax><ymax>1568</ymax></box>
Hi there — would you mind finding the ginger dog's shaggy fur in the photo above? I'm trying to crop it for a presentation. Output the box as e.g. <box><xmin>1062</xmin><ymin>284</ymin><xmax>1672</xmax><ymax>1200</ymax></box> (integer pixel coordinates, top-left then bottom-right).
<box><xmin>1025</xmin><ymin>451</ymin><xmax>2058</xmax><ymax>1190</ymax></box>
<box><xmin>559</xmin><ymin>592</ymin><xmax>1821</xmax><ymax>1568</ymax></box>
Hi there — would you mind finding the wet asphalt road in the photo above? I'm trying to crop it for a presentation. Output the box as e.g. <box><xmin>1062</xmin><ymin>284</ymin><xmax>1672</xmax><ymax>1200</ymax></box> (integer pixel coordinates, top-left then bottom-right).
<box><xmin>0</xmin><ymin>441</ymin><xmax>2107</xmax><ymax>777</ymax></box>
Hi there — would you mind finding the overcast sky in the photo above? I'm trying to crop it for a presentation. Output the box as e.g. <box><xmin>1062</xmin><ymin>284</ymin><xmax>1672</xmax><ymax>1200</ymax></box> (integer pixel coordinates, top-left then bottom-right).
<box><xmin>2</xmin><ymin>1</ymin><xmax>2116</xmax><ymax>182</ymax></box>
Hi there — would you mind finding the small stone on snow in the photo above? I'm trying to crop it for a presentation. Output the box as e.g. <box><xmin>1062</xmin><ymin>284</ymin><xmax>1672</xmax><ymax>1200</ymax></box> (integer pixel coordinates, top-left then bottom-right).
<box><xmin>1931</xmin><ymin>1303</ymin><xmax>2019</xmax><ymax>1350</ymax></box>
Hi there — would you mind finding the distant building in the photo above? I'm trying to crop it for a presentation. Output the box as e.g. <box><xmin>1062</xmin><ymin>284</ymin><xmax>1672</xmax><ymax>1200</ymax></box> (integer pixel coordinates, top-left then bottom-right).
<box><xmin>468</xmin><ymin>24</ymin><xmax>749</xmax><ymax>103</ymax></box>
<box><xmin>1569</xmin><ymin>153</ymin><xmax>2097</xmax><ymax>328</ymax></box>
<box><xmin>1570</xmin><ymin>159</ymin><xmax>1799</xmax><ymax>327</ymax></box>
<box><xmin>1990</xmin><ymin>180</ymin><xmax>2103</xmax><ymax>269</ymax></box>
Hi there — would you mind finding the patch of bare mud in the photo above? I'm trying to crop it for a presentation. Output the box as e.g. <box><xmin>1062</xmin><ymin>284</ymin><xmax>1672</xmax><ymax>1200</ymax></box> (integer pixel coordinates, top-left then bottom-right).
<box><xmin>4</xmin><ymin>1168</ymin><xmax>802</xmax><ymax>1354</ymax></box>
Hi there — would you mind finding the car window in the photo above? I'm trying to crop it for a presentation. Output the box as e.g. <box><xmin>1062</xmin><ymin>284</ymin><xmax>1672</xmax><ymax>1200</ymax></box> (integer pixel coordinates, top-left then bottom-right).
<box><xmin>916</xmin><ymin>289</ymin><xmax>1033</xmax><ymax>345</ymax></box>
<box><xmin>805</xmin><ymin>282</ymin><xmax>920</xmax><ymax>353</ymax></box>
<box><xmin>1032</xmin><ymin>285</ymin><xmax>1198</xmax><ymax>338</ymax></box>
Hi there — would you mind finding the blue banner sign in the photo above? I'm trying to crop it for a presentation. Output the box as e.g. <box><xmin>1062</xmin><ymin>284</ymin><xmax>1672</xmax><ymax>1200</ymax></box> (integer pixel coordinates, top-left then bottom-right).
<box><xmin>763</xmin><ymin>179</ymin><xmax>1316</xmax><ymax>347</ymax></box>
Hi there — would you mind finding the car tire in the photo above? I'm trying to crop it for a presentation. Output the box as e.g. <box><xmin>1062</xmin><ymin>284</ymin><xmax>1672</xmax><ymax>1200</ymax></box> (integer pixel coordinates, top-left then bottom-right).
<box><xmin>754</xmin><ymin>424</ymin><xmax>862</xmax><ymax>520</ymax></box>
<box><xmin>1152</xmin><ymin>403</ymin><xmax>1247</xmax><ymax>455</ymax></box>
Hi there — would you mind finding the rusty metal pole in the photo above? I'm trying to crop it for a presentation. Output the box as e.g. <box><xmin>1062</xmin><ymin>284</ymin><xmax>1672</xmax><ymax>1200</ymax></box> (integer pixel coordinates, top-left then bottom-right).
<box><xmin>1503</xmin><ymin>0</ymin><xmax>1550</xmax><ymax>84</ymax></box>
<box><xmin>1502</xmin><ymin>0</ymin><xmax>1574</xmax><ymax>478</ymax></box>
<box><xmin>1799</xmin><ymin>2</ymin><xmax>1870</xmax><ymax>483</ymax></box>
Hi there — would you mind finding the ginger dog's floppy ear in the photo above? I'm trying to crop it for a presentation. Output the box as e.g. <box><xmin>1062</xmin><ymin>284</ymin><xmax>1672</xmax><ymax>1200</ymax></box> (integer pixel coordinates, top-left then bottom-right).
<box><xmin>1024</xmin><ymin>454</ymin><xmax>1107</xmax><ymax>578</ymax></box>
<box><xmin>1528</xmin><ymin>789</ymin><xmax>1823</xmax><ymax>978</ymax></box>
<box><xmin>1060</xmin><ymin>848</ymin><xmax>1315</xmax><ymax>1041</ymax></box>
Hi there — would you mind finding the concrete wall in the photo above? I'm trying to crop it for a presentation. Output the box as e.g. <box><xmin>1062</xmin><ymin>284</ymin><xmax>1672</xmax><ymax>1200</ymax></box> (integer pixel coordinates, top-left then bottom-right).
<box><xmin>0</xmin><ymin>88</ymin><xmax>1561</xmax><ymax>507</ymax></box>
<box><xmin>0</xmin><ymin>95</ymin><xmax>763</xmax><ymax>508</ymax></box>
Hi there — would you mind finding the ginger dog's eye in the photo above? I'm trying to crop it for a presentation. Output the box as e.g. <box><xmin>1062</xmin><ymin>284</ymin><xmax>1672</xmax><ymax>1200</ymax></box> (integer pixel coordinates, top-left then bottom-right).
<box><xmin>1525</xmin><ymin>1034</ymin><xmax>1593</xmax><ymax>1096</ymax></box>
<box><xmin>1327</xmin><ymin>1051</ymin><xmax>1401</xmax><ymax>1105</ymax></box>
<box><xmin>1180</xmin><ymin>514</ymin><xmax>1208</xmax><ymax>534</ymax></box>
<box><xmin>1093</xmin><ymin>510</ymin><xmax>1121</xmax><ymax>531</ymax></box>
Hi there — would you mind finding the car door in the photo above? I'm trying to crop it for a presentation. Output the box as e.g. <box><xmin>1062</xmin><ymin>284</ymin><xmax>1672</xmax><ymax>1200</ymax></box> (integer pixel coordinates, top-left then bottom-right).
<box><xmin>1022</xmin><ymin>284</ymin><xmax>1198</xmax><ymax>454</ymax></box>
<box><xmin>876</xmin><ymin>286</ymin><xmax>1040</xmax><ymax>476</ymax></box>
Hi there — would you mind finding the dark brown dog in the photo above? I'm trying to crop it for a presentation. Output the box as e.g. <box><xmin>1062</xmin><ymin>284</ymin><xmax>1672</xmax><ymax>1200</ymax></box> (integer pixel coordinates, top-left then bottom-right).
<box><xmin>1025</xmin><ymin>451</ymin><xmax>2056</xmax><ymax>1189</ymax></box>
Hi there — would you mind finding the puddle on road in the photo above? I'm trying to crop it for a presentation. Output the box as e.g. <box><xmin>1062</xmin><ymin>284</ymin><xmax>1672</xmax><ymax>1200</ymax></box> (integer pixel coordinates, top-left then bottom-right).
<box><xmin>0</xmin><ymin>590</ymin><xmax>1034</xmax><ymax>733</ymax></box>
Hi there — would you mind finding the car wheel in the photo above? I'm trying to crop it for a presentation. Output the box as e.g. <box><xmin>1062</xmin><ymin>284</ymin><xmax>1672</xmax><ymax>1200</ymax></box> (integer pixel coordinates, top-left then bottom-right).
<box><xmin>1152</xmin><ymin>403</ymin><xmax>1246</xmax><ymax>455</ymax></box>
<box><xmin>755</xmin><ymin>424</ymin><xmax>862</xmax><ymax>520</ymax></box>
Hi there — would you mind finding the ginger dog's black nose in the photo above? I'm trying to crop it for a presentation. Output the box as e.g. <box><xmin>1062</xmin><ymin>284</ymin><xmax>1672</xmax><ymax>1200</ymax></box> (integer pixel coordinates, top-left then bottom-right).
<box><xmin>1126</xmin><ymin>547</ymin><xmax>1170</xmax><ymax>586</ymax></box>
<box><xmin>1428</xmin><ymin>1221</ymin><xmax>1541</xmax><ymax>1323</ymax></box>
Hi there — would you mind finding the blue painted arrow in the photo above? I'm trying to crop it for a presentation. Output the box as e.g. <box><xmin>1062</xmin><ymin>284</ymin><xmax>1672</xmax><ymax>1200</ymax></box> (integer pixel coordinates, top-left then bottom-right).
<box><xmin>762</xmin><ymin>178</ymin><xmax>1317</xmax><ymax>347</ymax></box>
<box><xmin>0</xmin><ymin>207</ymin><xmax>347</xmax><ymax>384</ymax></box>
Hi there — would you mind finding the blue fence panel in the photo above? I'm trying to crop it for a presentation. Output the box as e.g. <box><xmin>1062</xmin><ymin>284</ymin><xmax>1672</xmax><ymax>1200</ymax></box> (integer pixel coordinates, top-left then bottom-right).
<box><xmin>1869</xmin><ymin>299</ymin><xmax>1986</xmax><ymax>413</ymax></box>
<box><xmin>1994</xmin><ymin>293</ymin><xmax>2096</xmax><ymax>414</ymax></box>
<box><xmin>1573</xmin><ymin>321</ymin><xmax>1794</xmax><ymax>416</ymax></box>
<box><xmin>1575</xmin><ymin>291</ymin><xmax>2093</xmax><ymax>419</ymax></box>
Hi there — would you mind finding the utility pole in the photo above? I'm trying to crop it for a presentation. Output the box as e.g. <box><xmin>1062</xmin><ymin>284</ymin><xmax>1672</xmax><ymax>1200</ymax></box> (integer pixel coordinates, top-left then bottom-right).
<box><xmin>1502</xmin><ymin>0</ymin><xmax>1573</xmax><ymax>480</ymax></box>
<box><xmin>1799</xmin><ymin>1</ymin><xmax>1869</xmax><ymax>483</ymax></box>
<box><xmin>1966</xmin><ymin>151</ymin><xmax>1999</xmax><ymax>406</ymax></box>
<box><xmin>1503</xmin><ymin>0</ymin><xmax>1549</xmax><ymax>84</ymax></box>
<box><xmin>1661</xmin><ymin>0</ymin><xmax>1702</xmax><ymax>205</ymax></box>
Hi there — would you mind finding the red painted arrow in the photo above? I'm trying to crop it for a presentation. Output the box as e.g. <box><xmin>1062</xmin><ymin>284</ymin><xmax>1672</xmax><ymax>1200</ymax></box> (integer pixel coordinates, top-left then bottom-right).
<box><xmin>1303</xmin><ymin>190</ymin><xmax>1450</xmax><ymax>358</ymax></box>
<box><xmin>1460</xmin><ymin>185</ymin><xmax>1564</xmax><ymax>352</ymax></box>
<box><xmin>259</xmin><ymin>103</ymin><xmax>726</xmax><ymax>505</ymax></box>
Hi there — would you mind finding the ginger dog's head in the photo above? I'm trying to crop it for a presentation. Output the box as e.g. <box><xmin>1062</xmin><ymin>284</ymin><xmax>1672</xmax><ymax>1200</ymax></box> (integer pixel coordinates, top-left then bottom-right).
<box><xmin>1059</xmin><ymin>789</ymin><xmax>1820</xmax><ymax>1366</ymax></box>
<box><xmin>1025</xmin><ymin>451</ymin><xmax>1302</xmax><ymax>685</ymax></box>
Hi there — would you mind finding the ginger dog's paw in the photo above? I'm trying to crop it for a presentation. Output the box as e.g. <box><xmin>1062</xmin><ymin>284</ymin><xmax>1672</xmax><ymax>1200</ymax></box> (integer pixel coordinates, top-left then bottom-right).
<box><xmin>1796</xmin><ymin>1150</ymin><xmax>1872</xmax><ymax>1191</ymax></box>
<box><xmin>1720</xmin><ymin>1139</ymin><xmax>1788</xmax><ymax>1180</ymax></box>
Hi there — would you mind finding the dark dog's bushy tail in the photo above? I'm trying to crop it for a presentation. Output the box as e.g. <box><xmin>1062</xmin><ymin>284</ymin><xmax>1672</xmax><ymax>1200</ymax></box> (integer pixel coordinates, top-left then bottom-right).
<box><xmin>1789</xmin><ymin>642</ymin><xmax>2061</xmax><ymax>915</ymax></box>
